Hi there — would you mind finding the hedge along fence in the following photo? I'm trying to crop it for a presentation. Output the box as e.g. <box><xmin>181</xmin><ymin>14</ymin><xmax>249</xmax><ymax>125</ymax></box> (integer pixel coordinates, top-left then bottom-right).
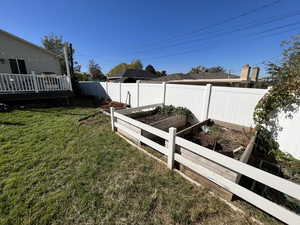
<box><xmin>110</xmin><ymin>107</ymin><xmax>300</xmax><ymax>225</ymax></box>
<box><xmin>79</xmin><ymin>81</ymin><xmax>300</xmax><ymax>159</ymax></box>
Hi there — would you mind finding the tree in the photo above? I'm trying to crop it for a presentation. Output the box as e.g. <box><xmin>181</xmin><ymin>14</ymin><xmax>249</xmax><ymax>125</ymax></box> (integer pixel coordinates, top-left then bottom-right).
<box><xmin>42</xmin><ymin>34</ymin><xmax>81</xmax><ymax>74</ymax></box>
<box><xmin>128</xmin><ymin>59</ymin><xmax>143</xmax><ymax>70</ymax></box>
<box><xmin>108</xmin><ymin>59</ymin><xmax>144</xmax><ymax>76</ymax></box>
<box><xmin>189</xmin><ymin>65</ymin><xmax>226</xmax><ymax>74</ymax></box>
<box><xmin>108</xmin><ymin>63</ymin><xmax>128</xmax><ymax>76</ymax></box>
<box><xmin>189</xmin><ymin>66</ymin><xmax>207</xmax><ymax>74</ymax></box>
<box><xmin>42</xmin><ymin>34</ymin><xmax>66</xmax><ymax>73</ymax></box>
<box><xmin>253</xmin><ymin>34</ymin><xmax>300</xmax><ymax>158</ymax></box>
<box><xmin>207</xmin><ymin>66</ymin><xmax>226</xmax><ymax>73</ymax></box>
<box><xmin>88</xmin><ymin>59</ymin><xmax>105</xmax><ymax>80</ymax></box>
<box><xmin>145</xmin><ymin>64</ymin><xmax>156</xmax><ymax>74</ymax></box>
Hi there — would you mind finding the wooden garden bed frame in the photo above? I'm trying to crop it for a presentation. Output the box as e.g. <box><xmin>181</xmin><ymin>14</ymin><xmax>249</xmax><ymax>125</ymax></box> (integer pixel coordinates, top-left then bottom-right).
<box><xmin>176</xmin><ymin>119</ymin><xmax>256</xmax><ymax>200</ymax></box>
<box><xmin>110</xmin><ymin>105</ymin><xmax>300</xmax><ymax>224</ymax></box>
<box><xmin>115</xmin><ymin>103</ymin><xmax>187</xmax><ymax>144</ymax></box>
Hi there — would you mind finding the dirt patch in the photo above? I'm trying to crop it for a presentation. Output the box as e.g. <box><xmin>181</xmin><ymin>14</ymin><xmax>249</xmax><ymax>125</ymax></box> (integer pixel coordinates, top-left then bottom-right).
<box><xmin>187</xmin><ymin>123</ymin><xmax>253</xmax><ymax>159</ymax></box>
<box><xmin>136</xmin><ymin>113</ymin><xmax>172</xmax><ymax>124</ymax></box>
<box><xmin>99</xmin><ymin>100</ymin><xmax>128</xmax><ymax>112</ymax></box>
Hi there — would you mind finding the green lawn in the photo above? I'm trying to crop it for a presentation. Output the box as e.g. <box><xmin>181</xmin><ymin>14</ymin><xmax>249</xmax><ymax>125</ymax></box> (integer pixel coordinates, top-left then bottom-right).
<box><xmin>0</xmin><ymin>102</ymin><xmax>282</xmax><ymax>225</ymax></box>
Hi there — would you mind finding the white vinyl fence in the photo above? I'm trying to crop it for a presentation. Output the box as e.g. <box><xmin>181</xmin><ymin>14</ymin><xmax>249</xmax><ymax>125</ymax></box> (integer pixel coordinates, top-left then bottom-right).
<box><xmin>79</xmin><ymin>81</ymin><xmax>300</xmax><ymax>159</ymax></box>
<box><xmin>0</xmin><ymin>73</ymin><xmax>72</xmax><ymax>93</ymax></box>
<box><xmin>111</xmin><ymin>109</ymin><xmax>300</xmax><ymax>225</ymax></box>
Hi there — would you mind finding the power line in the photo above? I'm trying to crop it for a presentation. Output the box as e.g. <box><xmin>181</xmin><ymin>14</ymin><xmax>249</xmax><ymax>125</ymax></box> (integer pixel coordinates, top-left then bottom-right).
<box><xmin>132</xmin><ymin>10</ymin><xmax>300</xmax><ymax>55</ymax></box>
<box><xmin>130</xmin><ymin>0</ymin><xmax>282</xmax><ymax>50</ymax></box>
<box><xmin>137</xmin><ymin>23</ymin><xmax>300</xmax><ymax>62</ymax></box>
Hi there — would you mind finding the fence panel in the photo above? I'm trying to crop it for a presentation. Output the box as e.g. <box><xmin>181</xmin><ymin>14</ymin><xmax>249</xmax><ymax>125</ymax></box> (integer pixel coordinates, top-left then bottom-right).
<box><xmin>208</xmin><ymin>87</ymin><xmax>267</xmax><ymax>127</ymax></box>
<box><xmin>120</xmin><ymin>83</ymin><xmax>138</xmax><ymax>107</ymax></box>
<box><xmin>139</xmin><ymin>83</ymin><xmax>164</xmax><ymax>106</ymax></box>
<box><xmin>165</xmin><ymin>84</ymin><xmax>207</xmax><ymax>121</ymax></box>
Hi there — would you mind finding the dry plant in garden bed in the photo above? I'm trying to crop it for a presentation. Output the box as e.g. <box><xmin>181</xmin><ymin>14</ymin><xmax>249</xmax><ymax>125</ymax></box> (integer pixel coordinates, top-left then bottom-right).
<box><xmin>180</xmin><ymin>119</ymin><xmax>255</xmax><ymax>160</ymax></box>
<box><xmin>132</xmin><ymin>105</ymin><xmax>191</xmax><ymax>131</ymax></box>
<box><xmin>177</xmin><ymin>119</ymin><xmax>257</xmax><ymax>201</ymax></box>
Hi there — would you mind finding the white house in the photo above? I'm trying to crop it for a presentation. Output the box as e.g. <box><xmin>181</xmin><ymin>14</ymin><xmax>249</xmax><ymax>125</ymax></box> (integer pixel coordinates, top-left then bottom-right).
<box><xmin>0</xmin><ymin>29</ymin><xmax>62</xmax><ymax>75</ymax></box>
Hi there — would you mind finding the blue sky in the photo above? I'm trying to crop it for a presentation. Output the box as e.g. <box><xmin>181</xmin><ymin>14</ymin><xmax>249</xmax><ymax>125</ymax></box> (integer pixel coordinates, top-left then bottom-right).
<box><xmin>1</xmin><ymin>0</ymin><xmax>300</xmax><ymax>76</ymax></box>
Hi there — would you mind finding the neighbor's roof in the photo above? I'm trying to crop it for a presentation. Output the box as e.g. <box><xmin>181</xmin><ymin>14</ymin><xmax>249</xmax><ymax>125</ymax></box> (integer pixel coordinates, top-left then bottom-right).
<box><xmin>109</xmin><ymin>69</ymin><xmax>160</xmax><ymax>79</ymax></box>
<box><xmin>151</xmin><ymin>72</ymin><xmax>239</xmax><ymax>82</ymax></box>
<box><xmin>0</xmin><ymin>29</ymin><xmax>59</xmax><ymax>58</ymax></box>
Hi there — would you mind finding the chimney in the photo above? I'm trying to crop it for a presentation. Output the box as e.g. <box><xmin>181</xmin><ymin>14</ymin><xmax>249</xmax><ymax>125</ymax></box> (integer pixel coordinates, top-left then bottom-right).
<box><xmin>240</xmin><ymin>64</ymin><xmax>251</xmax><ymax>81</ymax></box>
<box><xmin>250</xmin><ymin>67</ymin><xmax>260</xmax><ymax>82</ymax></box>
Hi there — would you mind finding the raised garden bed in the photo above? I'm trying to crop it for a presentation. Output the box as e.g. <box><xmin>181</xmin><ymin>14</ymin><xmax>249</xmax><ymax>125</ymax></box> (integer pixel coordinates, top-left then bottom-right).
<box><xmin>116</xmin><ymin>104</ymin><xmax>190</xmax><ymax>144</ymax></box>
<box><xmin>177</xmin><ymin>119</ymin><xmax>256</xmax><ymax>200</ymax></box>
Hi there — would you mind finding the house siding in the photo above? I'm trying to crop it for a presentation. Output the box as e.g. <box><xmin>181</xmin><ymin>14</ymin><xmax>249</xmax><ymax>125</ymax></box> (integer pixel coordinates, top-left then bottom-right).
<box><xmin>0</xmin><ymin>32</ymin><xmax>61</xmax><ymax>74</ymax></box>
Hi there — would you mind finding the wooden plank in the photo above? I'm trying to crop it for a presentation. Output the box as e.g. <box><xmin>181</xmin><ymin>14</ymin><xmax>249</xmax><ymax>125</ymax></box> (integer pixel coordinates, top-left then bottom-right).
<box><xmin>180</xmin><ymin>147</ymin><xmax>237</xmax><ymax>181</ymax></box>
<box><xmin>115</xmin><ymin>121</ymin><xmax>167</xmax><ymax>155</ymax></box>
<box><xmin>175</xmin><ymin>136</ymin><xmax>300</xmax><ymax>200</ymax></box>
<box><xmin>174</xmin><ymin>153</ymin><xmax>300</xmax><ymax>224</ymax></box>
<box><xmin>180</xmin><ymin>164</ymin><xmax>234</xmax><ymax>201</ymax></box>
<box><xmin>235</xmin><ymin>133</ymin><xmax>257</xmax><ymax>183</ymax></box>
<box><xmin>114</xmin><ymin>112</ymin><xmax>169</xmax><ymax>140</ymax></box>
<box><xmin>213</xmin><ymin>119</ymin><xmax>252</xmax><ymax>132</ymax></box>
<box><xmin>176</xmin><ymin>119</ymin><xmax>210</xmax><ymax>137</ymax></box>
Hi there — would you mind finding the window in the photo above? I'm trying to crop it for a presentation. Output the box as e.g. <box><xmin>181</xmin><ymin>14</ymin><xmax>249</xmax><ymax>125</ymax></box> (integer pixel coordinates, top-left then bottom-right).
<box><xmin>9</xmin><ymin>59</ymin><xmax>27</xmax><ymax>74</ymax></box>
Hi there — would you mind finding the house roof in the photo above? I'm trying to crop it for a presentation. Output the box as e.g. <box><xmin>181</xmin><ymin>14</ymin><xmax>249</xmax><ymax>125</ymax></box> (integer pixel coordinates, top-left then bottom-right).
<box><xmin>0</xmin><ymin>29</ymin><xmax>59</xmax><ymax>58</ymax></box>
<box><xmin>150</xmin><ymin>72</ymin><xmax>239</xmax><ymax>82</ymax></box>
<box><xmin>109</xmin><ymin>69</ymin><xmax>160</xmax><ymax>79</ymax></box>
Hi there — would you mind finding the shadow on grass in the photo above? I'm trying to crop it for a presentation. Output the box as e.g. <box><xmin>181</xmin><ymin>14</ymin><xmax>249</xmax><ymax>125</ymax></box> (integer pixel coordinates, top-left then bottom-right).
<box><xmin>0</xmin><ymin>121</ymin><xmax>25</xmax><ymax>126</ymax></box>
<box><xmin>19</xmin><ymin>96</ymin><xmax>102</xmax><ymax>115</ymax></box>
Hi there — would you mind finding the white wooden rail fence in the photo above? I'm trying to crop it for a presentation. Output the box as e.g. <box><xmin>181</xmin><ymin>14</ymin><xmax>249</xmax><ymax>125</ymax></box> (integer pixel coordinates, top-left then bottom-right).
<box><xmin>0</xmin><ymin>72</ymin><xmax>72</xmax><ymax>93</ymax></box>
<box><xmin>110</xmin><ymin>108</ymin><xmax>300</xmax><ymax>225</ymax></box>
<box><xmin>79</xmin><ymin>81</ymin><xmax>300</xmax><ymax>160</ymax></box>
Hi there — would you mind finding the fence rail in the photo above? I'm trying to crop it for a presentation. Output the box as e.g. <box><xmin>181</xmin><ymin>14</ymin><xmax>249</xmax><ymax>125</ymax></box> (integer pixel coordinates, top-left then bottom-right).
<box><xmin>111</xmin><ymin>109</ymin><xmax>300</xmax><ymax>225</ymax></box>
<box><xmin>0</xmin><ymin>73</ymin><xmax>72</xmax><ymax>93</ymax></box>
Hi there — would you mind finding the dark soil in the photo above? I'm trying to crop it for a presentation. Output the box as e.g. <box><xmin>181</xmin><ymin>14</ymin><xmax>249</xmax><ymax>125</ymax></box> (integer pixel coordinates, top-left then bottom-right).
<box><xmin>187</xmin><ymin>124</ymin><xmax>253</xmax><ymax>159</ymax></box>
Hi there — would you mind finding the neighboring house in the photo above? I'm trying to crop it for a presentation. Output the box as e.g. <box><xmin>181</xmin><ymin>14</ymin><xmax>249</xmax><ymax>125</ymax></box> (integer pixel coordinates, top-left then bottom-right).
<box><xmin>0</xmin><ymin>29</ymin><xmax>61</xmax><ymax>75</ymax></box>
<box><xmin>142</xmin><ymin>65</ymin><xmax>260</xmax><ymax>86</ymax></box>
<box><xmin>108</xmin><ymin>69</ymin><xmax>160</xmax><ymax>83</ymax></box>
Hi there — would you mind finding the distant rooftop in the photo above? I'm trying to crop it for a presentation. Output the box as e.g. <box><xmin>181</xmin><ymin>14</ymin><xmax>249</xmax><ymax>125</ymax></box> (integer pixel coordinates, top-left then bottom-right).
<box><xmin>108</xmin><ymin>69</ymin><xmax>160</xmax><ymax>80</ymax></box>
<box><xmin>148</xmin><ymin>72</ymin><xmax>239</xmax><ymax>82</ymax></box>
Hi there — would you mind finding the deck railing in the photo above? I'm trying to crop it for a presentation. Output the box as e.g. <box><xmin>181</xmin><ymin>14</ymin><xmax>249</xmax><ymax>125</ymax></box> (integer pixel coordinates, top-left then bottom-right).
<box><xmin>0</xmin><ymin>73</ymin><xmax>72</xmax><ymax>93</ymax></box>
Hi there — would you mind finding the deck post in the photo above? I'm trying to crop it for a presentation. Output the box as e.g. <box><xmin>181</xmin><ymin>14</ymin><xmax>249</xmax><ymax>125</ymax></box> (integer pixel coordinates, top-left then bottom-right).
<box><xmin>110</xmin><ymin>107</ymin><xmax>115</xmax><ymax>131</ymax></box>
<box><xmin>167</xmin><ymin>127</ymin><xmax>177</xmax><ymax>169</ymax></box>
<box><xmin>32</xmin><ymin>71</ymin><xmax>39</xmax><ymax>93</ymax></box>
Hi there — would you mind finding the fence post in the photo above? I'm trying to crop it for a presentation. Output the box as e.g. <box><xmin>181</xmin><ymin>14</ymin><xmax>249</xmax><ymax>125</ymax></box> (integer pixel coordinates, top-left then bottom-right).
<box><xmin>110</xmin><ymin>107</ymin><xmax>115</xmax><ymax>131</ymax></box>
<box><xmin>167</xmin><ymin>127</ymin><xmax>177</xmax><ymax>169</ymax></box>
<box><xmin>137</xmin><ymin>80</ymin><xmax>140</xmax><ymax>107</ymax></box>
<box><xmin>202</xmin><ymin>84</ymin><xmax>212</xmax><ymax>121</ymax></box>
<box><xmin>106</xmin><ymin>82</ymin><xmax>109</xmax><ymax>97</ymax></box>
<box><xmin>32</xmin><ymin>71</ymin><xmax>39</xmax><ymax>93</ymax></box>
<box><xmin>162</xmin><ymin>82</ymin><xmax>166</xmax><ymax>105</ymax></box>
<box><xmin>119</xmin><ymin>82</ymin><xmax>122</xmax><ymax>102</ymax></box>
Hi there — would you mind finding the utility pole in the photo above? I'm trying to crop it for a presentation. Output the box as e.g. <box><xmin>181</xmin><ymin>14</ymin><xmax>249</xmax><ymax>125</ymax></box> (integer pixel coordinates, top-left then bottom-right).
<box><xmin>69</xmin><ymin>43</ymin><xmax>74</xmax><ymax>76</ymax></box>
<box><xmin>63</xmin><ymin>42</ymin><xmax>71</xmax><ymax>78</ymax></box>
